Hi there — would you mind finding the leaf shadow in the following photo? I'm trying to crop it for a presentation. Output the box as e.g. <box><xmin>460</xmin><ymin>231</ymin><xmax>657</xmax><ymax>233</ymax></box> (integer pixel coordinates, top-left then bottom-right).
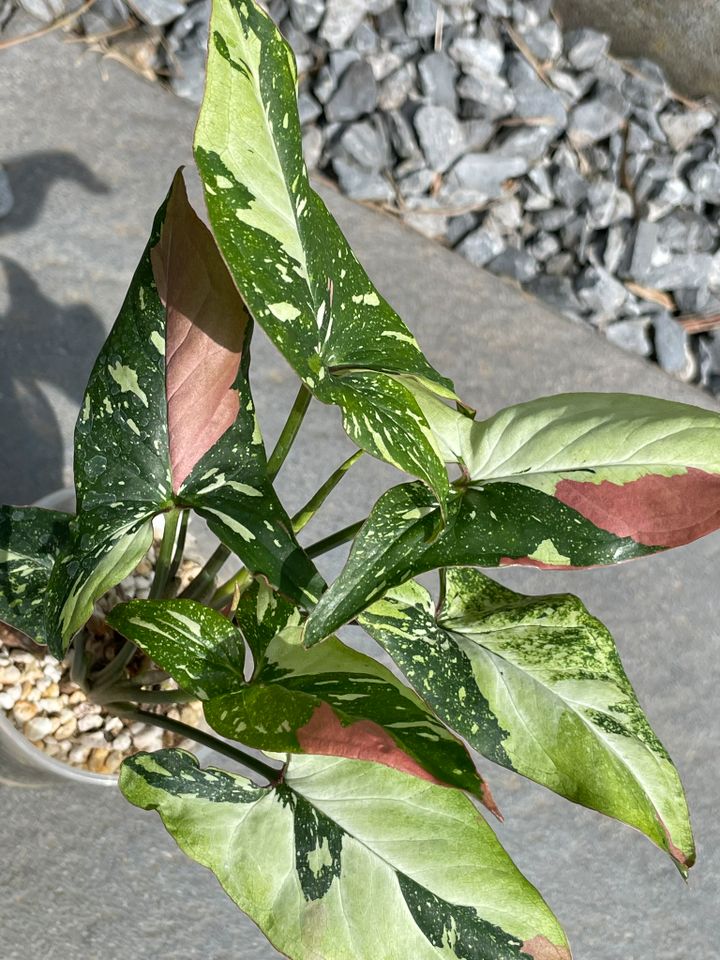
<box><xmin>0</xmin><ymin>257</ymin><xmax>106</xmax><ymax>505</ymax></box>
<box><xmin>0</xmin><ymin>150</ymin><xmax>109</xmax><ymax>236</ymax></box>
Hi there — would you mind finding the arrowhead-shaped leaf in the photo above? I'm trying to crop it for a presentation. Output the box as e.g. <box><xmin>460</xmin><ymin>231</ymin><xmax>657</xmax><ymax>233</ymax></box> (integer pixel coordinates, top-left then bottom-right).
<box><xmin>194</xmin><ymin>0</ymin><xmax>455</xmax><ymax>502</ymax></box>
<box><xmin>0</xmin><ymin>506</ymin><xmax>71</xmax><ymax>644</ymax></box>
<box><xmin>120</xmin><ymin>750</ymin><xmax>571</xmax><ymax>960</ymax></box>
<box><xmin>415</xmin><ymin>389</ymin><xmax>720</xmax><ymax>555</ymax></box>
<box><xmin>359</xmin><ymin>571</ymin><xmax>695</xmax><ymax>873</ymax></box>
<box><xmin>108</xmin><ymin>590</ymin><xmax>495</xmax><ymax>806</ymax></box>
<box><xmin>303</xmin><ymin>481</ymin><xmax>662</xmax><ymax>647</ymax></box>
<box><xmin>46</xmin><ymin>170</ymin><xmax>322</xmax><ymax>656</ymax></box>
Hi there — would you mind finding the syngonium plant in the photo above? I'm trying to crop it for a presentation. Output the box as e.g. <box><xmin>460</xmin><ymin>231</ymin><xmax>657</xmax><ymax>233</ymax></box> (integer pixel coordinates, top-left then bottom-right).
<box><xmin>2</xmin><ymin>1</ymin><xmax>719</xmax><ymax>956</ymax></box>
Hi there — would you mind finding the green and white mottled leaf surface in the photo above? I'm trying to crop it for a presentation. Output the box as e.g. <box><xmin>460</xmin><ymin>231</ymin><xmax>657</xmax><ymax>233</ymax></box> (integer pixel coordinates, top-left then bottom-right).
<box><xmin>120</xmin><ymin>750</ymin><xmax>571</xmax><ymax>960</ymax></box>
<box><xmin>45</xmin><ymin>170</ymin><xmax>322</xmax><ymax>655</ymax></box>
<box><xmin>108</xmin><ymin>589</ymin><xmax>495</xmax><ymax>806</ymax></box>
<box><xmin>359</xmin><ymin>570</ymin><xmax>694</xmax><ymax>873</ymax></box>
<box><xmin>302</xmin><ymin>481</ymin><xmax>660</xmax><ymax>648</ymax></box>
<box><xmin>0</xmin><ymin>506</ymin><xmax>71</xmax><ymax>644</ymax></box>
<box><xmin>195</xmin><ymin>0</ymin><xmax>455</xmax><ymax>501</ymax></box>
<box><xmin>107</xmin><ymin>598</ymin><xmax>247</xmax><ymax>700</ymax></box>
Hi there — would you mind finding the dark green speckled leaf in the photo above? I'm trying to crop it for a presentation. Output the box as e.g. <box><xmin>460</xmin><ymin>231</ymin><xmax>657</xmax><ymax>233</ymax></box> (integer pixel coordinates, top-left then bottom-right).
<box><xmin>194</xmin><ymin>0</ymin><xmax>455</xmax><ymax>503</ymax></box>
<box><xmin>120</xmin><ymin>750</ymin><xmax>571</xmax><ymax>960</ymax></box>
<box><xmin>0</xmin><ymin>506</ymin><xmax>71</xmax><ymax>644</ymax></box>
<box><xmin>45</xmin><ymin>170</ymin><xmax>322</xmax><ymax>656</ymax></box>
<box><xmin>108</xmin><ymin>589</ymin><xmax>495</xmax><ymax>807</ymax></box>
<box><xmin>359</xmin><ymin>570</ymin><xmax>694</xmax><ymax>874</ymax></box>
<box><xmin>302</xmin><ymin>481</ymin><xmax>659</xmax><ymax>648</ymax></box>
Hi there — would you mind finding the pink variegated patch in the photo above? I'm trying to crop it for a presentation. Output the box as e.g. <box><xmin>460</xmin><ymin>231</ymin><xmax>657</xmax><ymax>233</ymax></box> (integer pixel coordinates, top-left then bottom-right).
<box><xmin>151</xmin><ymin>171</ymin><xmax>249</xmax><ymax>493</ymax></box>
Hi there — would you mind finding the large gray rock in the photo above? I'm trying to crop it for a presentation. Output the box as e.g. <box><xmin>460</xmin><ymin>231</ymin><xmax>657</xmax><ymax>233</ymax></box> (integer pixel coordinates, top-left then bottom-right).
<box><xmin>128</xmin><ymin>0</ymin><xmax>187</xmax><ymax>26</ymax></box>
<box><xmin>288</xmin><ymin>0</ymin><xmax>325</xmax><ymax>31</ymax></box>
<box><xmin>319</xmin><ymin>0</ymin><xmax>368</xmax><ymax>47</ymax></box>
<box><xmin>413</xmin><ymin>104</ymin><xmax>466</xmax><ymax>172</ymax></box>
<box><xmin>325</xmin><ymin>60</ymin><xmax>378</xmax><ymax>122</ymax></box>
<box><xmin>443</xmin><ymin>152</ymin><xmax>529</xmax><ymax>199</ymax></box>
<box><xmin>564</xmin><ymin>27</ymin><xmax>610</xmax><ymax>70</ymax></box>
<box><xmin>659</xmin><ymin>107</ymin><xmax>716</xmax><ymax>152</ymax></box>
<box><xmin>404</xmin><ymin>0</ymin><xmax>439</xmax><ymax>38</ymax></box>
<box><xmin>418</xmin><ymin>51</ymin><xmax>458</xmax><ymax>112</ymax></box>
<box><xmin>653</xmin><ymin>311</ymin><xmax>697</xmax><ymax>380</ymax></box>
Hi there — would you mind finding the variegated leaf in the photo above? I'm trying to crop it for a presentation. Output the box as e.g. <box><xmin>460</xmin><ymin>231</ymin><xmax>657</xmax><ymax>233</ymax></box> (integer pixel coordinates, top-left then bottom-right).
<box><xmin>0</xmin><ymin>506</ymin><xmax>71</xmax><ymax>644</ymax></box>
<box><xmin>107</xmin><ymin>598</ymin><xmax>247</xmax><ymax>700</ymax></box>
<box><xmin>359</xmin><ymin>571</ymin><xmax>694</xmax><ymax>874</ymax></box>
<box><xmin>194</xmin><ymin>0</ymin><xmax>455</xmax><ymax>502</ymax></box>
<box><xmin>46</xmin><ymin>170</ymin><xmax>322</xmax><ymax>656</ymax></box>
<box><xmin>108</xmin><ymin>591</ymin><xmax>494</xmax><ymax>805</ymax></box>
<box><xmin>413</xmin><ymin>389</ymin><xmax>720</xmax><ymax>557</ymax></box>
<box><xmin>120</xmin><ymin>750</ymin><xmax>571</xmax><ymax>960</ymax></box>
<box><xmin>302</xmin><ymin>481</ymin><xmax>660</xmax><ymax>647</ymax></box>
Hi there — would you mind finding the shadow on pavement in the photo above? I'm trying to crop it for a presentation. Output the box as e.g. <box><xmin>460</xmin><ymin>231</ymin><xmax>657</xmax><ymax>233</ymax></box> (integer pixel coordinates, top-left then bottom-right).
<box><xmin>0</xmin><ymin>150</ymin><xmax>109</xmax><ymax>235</ymax></box>
<box><xmin>0</xmin><ymin>257</ymin><xmax>106</xmax><ymax>505</ymax></box>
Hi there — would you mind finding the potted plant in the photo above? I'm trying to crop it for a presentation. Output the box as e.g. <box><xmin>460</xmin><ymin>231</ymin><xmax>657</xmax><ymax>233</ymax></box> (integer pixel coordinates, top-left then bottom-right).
<box><xmin>1</xmin><ymin>1</ymin><xmax>718</xmax><ymax>956</ymax></box>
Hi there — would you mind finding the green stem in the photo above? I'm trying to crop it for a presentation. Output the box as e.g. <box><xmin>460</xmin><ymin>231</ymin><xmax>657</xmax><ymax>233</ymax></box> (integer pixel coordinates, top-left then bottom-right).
<box><xmin>166</xmin><ymin>508</ymin><xmax>189</xmax><ymax>589</ymax></box>
<box><xmin>112</xmin><ymin>704</ymin><xmax>281</xmax><ymax>782</ymax></box>
<box><xmin>266</xmin><ymin>382</ymin><xmax>312</xmax><ymax>481</ymax></box>
<box><xmin>179</xmin><ymin>544</ymin><xmax>231</xmax><ymax>602</ymax></box>
<box><xmin>210</xmin><ymin>566</ymin><xmax>252</xmax><ymax>608</ymax></box>
<box><xmin>149</xmin><ymin>508</ymin><xmax>181</xmax><ymax>600</ymax></box>
<box><xmin>94</xmin><ymin>684</ymin><xmax>198</xmax><ymax>706</ymax></box>
<box><xmin>305</xmin><ymin>519</ymin><xmax>365</xmax><ymax>559</ymax></box>
<box><xmin>291</xmin><ymin>450</ymin><xmax>364</xmax><ymax>534</ymax></box>
<box><xmin>91</xmin><ymin>637</ymin><xmax>139</xmax><ymax>689</ymax></box>
<box><xmin>69</xmin><ymin>632</ymin><xmax>88</xmax><ymax>688</ymax></box>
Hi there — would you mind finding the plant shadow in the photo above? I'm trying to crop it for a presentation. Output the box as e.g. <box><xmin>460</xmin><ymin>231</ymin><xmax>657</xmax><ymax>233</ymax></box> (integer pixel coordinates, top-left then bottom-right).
<box><xmin>0</xmin><ymin>150</ymin><xmax>109</xmax><ymax>236</ymax></box>
<box><xmin>0</xmin><ymin>257</ymin><xmax>106</xmax><ymax>505</ymax></box>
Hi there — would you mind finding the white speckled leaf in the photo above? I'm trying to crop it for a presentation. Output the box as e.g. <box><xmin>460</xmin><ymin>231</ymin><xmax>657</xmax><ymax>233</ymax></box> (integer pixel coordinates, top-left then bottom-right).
<box><xmin>120</xmin><ymin>750</ymin><xmax>571</xmax><ymax>960</ymax></box>
<box><xmin>195</xmin><ymin>0</ymin><xmax>455</xmax><ymax>501</ymax></box>
<box><xmin>359</xmin><ymin>571</ymin><xmax>695</xmax><ymax>874</ymax></box>
<box><xmin>0</xmin><ymin>506</ymin><xmax>71</xmax><ymax>644</ymax></box>
<box><xmin>107</xmin><ymin>598</ymin><xmax>247</xmax><ymax>700</ymax></box>
<box><xmin>302</xmin><ymin>481</ymin><xmax>661</xmax><ymax>649</ymax></box>
<box><xmin>46</xmin><ymin>171</ymin><xmax>322</xmax><ymax>656</ymax></box>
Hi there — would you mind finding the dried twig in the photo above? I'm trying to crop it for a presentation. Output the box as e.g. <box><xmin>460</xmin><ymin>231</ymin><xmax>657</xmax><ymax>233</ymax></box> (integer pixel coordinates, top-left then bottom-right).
<box><xmin>0</xmin><ymin>0</ymin><xmax>96</xmax><ymax>50</ymax></box>
<box><xmin>433</xmin><ymin>6</ymin><xmax>444</xmax><ymax>52</ymax></box>
<box><xmin>625</xmin><ymin>282</ymin><xmax>676</xmax><ymax>312</ymax></box>
<box><xmin>63</xmin><ymin>18</ymin><xmax>136</xmax><ymax>44</ymax></box>
<box><xmin>504</xmin><ymin>22</ymin><xmax>551</xmax><ymax>87</ymax></box>
<box><xmin>677</xmin><ymin>312</ymin><xmax>720</xmax><ymax>334</ymax></box>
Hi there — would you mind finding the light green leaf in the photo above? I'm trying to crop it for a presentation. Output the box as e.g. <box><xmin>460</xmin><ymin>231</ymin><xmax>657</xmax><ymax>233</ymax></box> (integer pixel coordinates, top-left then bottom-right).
<box><xmin>414</xmin><ymin>390</ymin><xmax>720</xmax><ymax>550</ymax></box>
<box><xmin>120</xmin><ymin>750</ymin><xmax>571</xmax><ymax>960</ymax></box>
<box><xmin>195</xmin><ymin>0</ymin><xmax>455</xmax><ymax>501</ymax></box>
<box><xmin>0</xmin><ymin>506</ymin><xmax>71</xmax><ymax>644</ymax></box>
<box><xmin>46</xmin><ymin>170</ymin><xmax>322</xmax><ymax>655</ymax></box>
<box><xmin>359</xmin><ymin>570</ymin><xmax>695</xmax><ymax>873</ymax></box>
<box><xmin>304</xmin><ymin>391</ymin><xmax>720</xmax><ymax>646</ymax></box>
